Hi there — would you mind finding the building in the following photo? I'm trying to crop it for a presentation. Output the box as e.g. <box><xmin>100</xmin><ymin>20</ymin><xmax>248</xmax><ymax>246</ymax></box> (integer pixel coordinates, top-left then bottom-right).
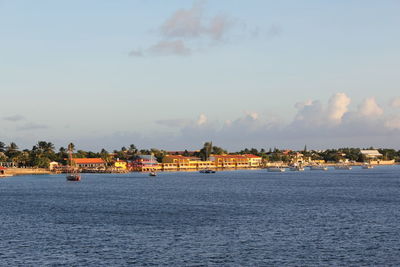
<box><xmin>360</xmin><ymin>150</ymin><xmax>383</xmax><ymax>159</ymax></box>
<box><xmin>49</xmin><ymin>161</ymin><xmax>60</xmax><ymax>171</ymax></box>
<box><xmin>211</xmin><ymin>155</ymin><xmax>250</xmax><ymax>168</ymax></box>
<box><xmin>243</xmin><ymin>154</ymin><xmax>262</xmax><ymax>167</ymax></box>
<box><xmin>162</xmin><ymin>155</ymin><xmax>214</xmax><ymax>170</ymax></box>
<box><xmin>113</xmin><ymin>160</ymin><xmax>128</xmax><ymax>170</ymax></box>
<box><xmin>71</xmin><ymin>158</ymin><xmax>106</xmax><ymax>169</ymax></box>
<box><xmin>129</xmin><ymin>155</ymin><xmax>161</xmax><ymax>171</ymax></box>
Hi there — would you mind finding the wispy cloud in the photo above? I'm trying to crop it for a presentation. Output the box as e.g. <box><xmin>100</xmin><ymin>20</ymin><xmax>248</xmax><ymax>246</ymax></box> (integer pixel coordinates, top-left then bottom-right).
<box><xmin>149</xmin><ymin>40</ymin><xmax>191</xmax><ymax>56</ymax></box>
<box><xmin>156</xmin><ymin>118</ymin><xmax>192</xmax><ymax>128</ymax></box>
<box><xmin>160</xmin><ymin>1</ymin><xmax>233</xmax><ymax>41</ymax></box>
<box><xmin>130</xmin><ymin>1</ymin><xmax>254</xmax><ymax>57</ymax></box>
<box><xmin>16</xmin><ymin>123</ymin><xmax>48</xmax><ymax>131</ymax></box>
<box><xmin>3</xmin><ymin>114</ymin><xmax>25</xmax><ymax>122</ymax></box>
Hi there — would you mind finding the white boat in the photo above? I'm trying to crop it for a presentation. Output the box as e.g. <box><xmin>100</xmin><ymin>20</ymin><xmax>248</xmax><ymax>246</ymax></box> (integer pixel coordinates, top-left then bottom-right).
<box><xmin>149</xmin><ymin>172</ymin><xmax>157</xmax><ymax>177</ymax></box>
<box><xmin>289</xmin><ymin>166</ymin><xmax>305</xmax><ymax>171</ymax></box>
<box><xmin>362</xmin><ymin>164</ymin><xmax>374</xmax><ymax>169</ymax></box>
<box><xmin>310</xmin><ymin>165</ymin><xmax>328</xmax><ymax>171</ymax></box>
<box><xmin>268</xmin><ymin>167</ymin><xmax>285</xmax><ymax>172</ymax></box>
<box><xmin>334</xmin><ymin>165</ymin><xmax>352</xmax><ymax>170</ymax></box>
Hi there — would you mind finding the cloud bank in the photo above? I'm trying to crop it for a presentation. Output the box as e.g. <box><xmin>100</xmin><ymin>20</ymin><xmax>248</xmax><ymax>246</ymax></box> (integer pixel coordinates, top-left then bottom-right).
<box><xmin>71</xmin><ymin>93</ymin><xmax>400</xmax><ymax>151</ymax></box>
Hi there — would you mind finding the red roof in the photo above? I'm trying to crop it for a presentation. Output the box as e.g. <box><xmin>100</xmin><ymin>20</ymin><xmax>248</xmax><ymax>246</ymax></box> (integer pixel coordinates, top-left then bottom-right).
<box><xmin>72</xmin><ymin>158</ymin><xmax>105</xmax><ymax>164</ymax></box>
<box><xmin>0</xmin><ymin>166</ymin><xmax>7</xmax><ymax>170</ymax></box>
<box><xmin>243</xmin><ymin>154</ymin><xmax>262</xmax><ymax>158</ymax></box>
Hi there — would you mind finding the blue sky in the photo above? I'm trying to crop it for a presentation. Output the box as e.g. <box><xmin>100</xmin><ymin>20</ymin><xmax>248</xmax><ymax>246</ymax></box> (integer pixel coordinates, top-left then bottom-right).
<box><xmin>1</xmin><ymin>0</ymin><xmax>400</xmax><ymax>151</ymax></box>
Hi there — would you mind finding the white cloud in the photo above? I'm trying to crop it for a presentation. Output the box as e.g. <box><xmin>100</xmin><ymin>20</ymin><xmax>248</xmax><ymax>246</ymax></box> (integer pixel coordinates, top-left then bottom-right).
<box><xmin>196</xmin><ymin>113</ymin><xmax>208</xmax><ymax>125</ymax></box>
<box><xmin>357</xmin><ymin>97</ymin><xmax>383</xmax><ymax>117</ymax></box>
<box><xmin>384</xmin><ymin>116</ymin><xmax>400</xmax><ymax>130</ymax></box>
<box><xmin>326</xmin><ymin>93</ymin><xmax>351</xmax><ymax>124</ymax></box>
<box><xmin>390</xmin><ymin>97</ymin><xmax>400</xmax><ymax>108</ymax></box>
<box><xmin>293</xmin><ymin>93</ymin><xmax>351</xmax><ymax>127</ymax></box>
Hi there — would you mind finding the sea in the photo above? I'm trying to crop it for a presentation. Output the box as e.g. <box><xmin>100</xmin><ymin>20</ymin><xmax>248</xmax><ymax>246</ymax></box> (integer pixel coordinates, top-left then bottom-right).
<box><xmin>1</xmin><ymin>166</ymin><xmax>400</xmax><ymax>266</ymax></box>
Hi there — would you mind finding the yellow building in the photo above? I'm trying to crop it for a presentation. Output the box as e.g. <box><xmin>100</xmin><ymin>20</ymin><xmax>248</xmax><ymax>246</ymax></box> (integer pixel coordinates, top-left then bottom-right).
<box><xmin>114</xmin><ymin>160</ymin><xmax>128</xmax><ymax>170</ymax></box>
<box><xmin>243</xmin><ymin>154</ymin><xmax>262</xmax><ymax>167</ymax></box>
<box><xmin>162</xmin><ymin>155</ymin><xmax>215</xmax><ymax>170</ymax></box>
<box><xmin>211</xmin><ymin>155</ymin><xmax>247</xmax><ymax>168</ymax></box>
<box><xmin>210</xmin><ymin>154</ymin><xmax>262</xmax><ymax>168</ymax></box>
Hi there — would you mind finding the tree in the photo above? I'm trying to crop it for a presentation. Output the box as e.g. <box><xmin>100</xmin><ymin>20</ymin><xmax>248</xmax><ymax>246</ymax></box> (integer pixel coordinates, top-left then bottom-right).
<box><xmin>68</xmin><ymin>143</ymin><xmax>75</xmax><ymax>152</ymax></box>
<box><xmin>199</xmin><ymin>142</ymin><xmax>213</xmax><ymax>160</ymax></box>
<box><xmin>5</xmin><ymin>142</ymin><xmax>19</xmax><ymax>159</ymax></box>
<box><xmin>0</xmin><ymin>141</ymin><xmax>5</xmax><ymax>153</ymax></box>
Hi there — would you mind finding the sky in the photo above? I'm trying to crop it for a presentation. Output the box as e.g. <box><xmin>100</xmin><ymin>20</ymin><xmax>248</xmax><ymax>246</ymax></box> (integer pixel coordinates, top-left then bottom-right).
<box><xmin>1</xmin><ymin>0</ymin><xmax>400</xmax><ymax>151</ymax></box>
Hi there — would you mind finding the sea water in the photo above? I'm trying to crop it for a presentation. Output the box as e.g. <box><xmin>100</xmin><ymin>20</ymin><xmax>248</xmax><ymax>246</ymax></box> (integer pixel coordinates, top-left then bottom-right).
<box><xmin>1</xmin><ymin>166</ymin><xmax>400</xmax><ymax>266</ymax></box>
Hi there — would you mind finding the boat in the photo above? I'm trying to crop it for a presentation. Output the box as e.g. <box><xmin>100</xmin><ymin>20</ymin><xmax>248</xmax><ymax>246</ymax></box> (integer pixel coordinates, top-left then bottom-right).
<box><xmin>310</xmin><ymin>165</ymin><xmax>328</xmax><ymax>171</ymax></box>
<box><xmin>289</xmin><ymin>166</ymin><xmax>305</xmax><ymax>171</ymax></box>
<box><xmin>334</xmin><ymin>165</ymin><xmax>352</xmax><ymax>170</ymax></box>
<box><xmin>66</xmin><ymin>145</ymin><xmax>81</xmax><ymax>181</ymax></box>
<box><xmin>268</xmin><ymin>167</ymin><xmax>285</xmax><ymax>172</ymax></box>
<box><xmin>149</xmin><ymin>172</ymin><xmax>157</xmax><ymax>177</ymax></box>
<box><xmin>199</xmin><ymin>169</ymin><xmax>216</xmax><ymax>173</ymax></box>
<box><xmin>362</xmin><ymin>164</ymin><xmax>374</xmax><ymax>169</ymax></box>
<box><xmin>0</xmin><ymin>167</ymin><xmax>12</xmax><ymax>178</ymax></box>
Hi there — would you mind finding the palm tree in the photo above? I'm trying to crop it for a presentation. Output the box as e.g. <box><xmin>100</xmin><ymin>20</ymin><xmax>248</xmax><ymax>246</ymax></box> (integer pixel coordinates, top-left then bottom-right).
<box><xmin>7</xmin><ymin>142</ymin><xmax>18</xmax><ymax>152</ymax></box>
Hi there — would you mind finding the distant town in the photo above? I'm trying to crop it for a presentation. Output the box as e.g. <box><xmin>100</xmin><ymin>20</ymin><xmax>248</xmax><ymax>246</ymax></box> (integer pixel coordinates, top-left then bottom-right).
<box><xmin>0</xmin><ymin>141</ymin><xmax>399</xmax><ymax>176</ymax></box>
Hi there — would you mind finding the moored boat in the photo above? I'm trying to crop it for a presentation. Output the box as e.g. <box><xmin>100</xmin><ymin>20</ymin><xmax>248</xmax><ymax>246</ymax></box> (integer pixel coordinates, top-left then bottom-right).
<box><xmin>310</xmin><ymin>165</ymin><xmax>328</xmax><ymax>171</ymax></box>
<box><xmin>268</xmin><ymin>167</ymin><xmax>285</xmax><ymax>172</ymax></box>
<box><xmin>289</xmin><ymin>166</ymin><xmax>305</xmax><ymax>171</ymax></box>
<box><xmin>362</xmin><ymin>164</ymin><xmax>374</xmax><ymax>169</ymax></box>
<box><xmin>334</xmin><ymin>165</ymin><xmax>352</xmax><ymax>170</ymax></box>
<box><xmin>199</xmin><ymin>169</ymin><xmax>216</xmax><ymax>173</ymax></box>
<box><xmin>149</xmin><ymin>172</ymin><xmax>157</xmax><ymax>176</ymax></box>
<box><xmin>66</xmin><ymin>174</ymin><xmax>81</xmax><ymax>181</ymax></box>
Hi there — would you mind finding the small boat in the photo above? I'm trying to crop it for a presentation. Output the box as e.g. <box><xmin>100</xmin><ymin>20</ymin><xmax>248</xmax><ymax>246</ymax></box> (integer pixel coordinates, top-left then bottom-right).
<box><xmin>149</xmin><ymin>172</ymin><xmax>157</xmax><ymax>177</ymax></box>
<box><xmin>268</xmin><ymin>167</ymin><xmax>285</xmax><ymax>172</ymax></box>
<box><xmin>334</xmin><ymin>165</ymin><xmax>352</xmax><ymax>170</ymax></box>
<box><xmin>199</xmin><ymin>169</ymin><xmax>216</xmax><ymax>173</ymax></box>
<box><xmin>310</xmin><ymin>165</ymin><xmax>328</xmax><ymax>171</ymax></box>
<box><xmin>289</xmin><ymin>166</ymin><xmax>305</xmax><ymax>171</ymax></box>
<box><xmin>362</xmin><ymin>164</ymin><xmax>374</xmax><ymax>169</ymax></box>
<box><xmin>66</xmin><ymin>174</ymin><xmax>81</xmax><ymax>181</ymax></box>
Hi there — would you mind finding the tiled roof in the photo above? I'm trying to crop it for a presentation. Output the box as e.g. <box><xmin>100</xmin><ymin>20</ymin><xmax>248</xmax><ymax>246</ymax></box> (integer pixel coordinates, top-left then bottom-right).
<box><xmin>0</xmin><ymin>166</ymin><xmax>7</xmax><ymax>170</ymax></box>
<box><xmin>243</xmin><ymin>154</ymin><xmax>261</xmax><ymax>158</ymax></box>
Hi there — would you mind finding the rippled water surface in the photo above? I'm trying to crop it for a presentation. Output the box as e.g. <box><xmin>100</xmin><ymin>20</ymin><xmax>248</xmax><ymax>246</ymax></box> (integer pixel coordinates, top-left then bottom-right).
<box><xmin>1</xmin><ymin>166</ymin><xmax>400</xmax><ymax>266</ymax></box>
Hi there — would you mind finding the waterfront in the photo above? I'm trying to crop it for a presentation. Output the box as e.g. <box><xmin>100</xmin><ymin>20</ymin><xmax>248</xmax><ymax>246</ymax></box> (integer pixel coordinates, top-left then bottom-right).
<box><xmin>1</xmin><ymin>166</ymin><xmax>400</xmax><ymax>266</ymax></box>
